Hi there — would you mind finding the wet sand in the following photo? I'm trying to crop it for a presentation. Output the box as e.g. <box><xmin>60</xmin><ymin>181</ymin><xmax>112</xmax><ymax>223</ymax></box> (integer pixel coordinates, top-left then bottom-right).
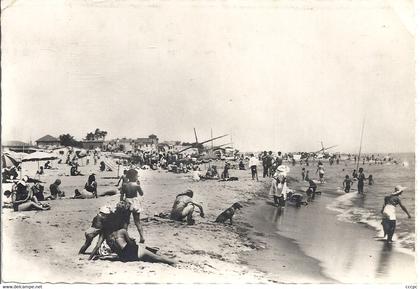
<box><xmin>239</xmin><ymin>173</ymin><xmax>416</xmax><ymax>283</ymax></box>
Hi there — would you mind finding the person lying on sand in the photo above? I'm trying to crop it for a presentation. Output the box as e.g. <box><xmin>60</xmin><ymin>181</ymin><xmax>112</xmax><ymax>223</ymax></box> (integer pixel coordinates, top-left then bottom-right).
<box><xmin>11</xmin><ymin>180</ymin><xmax>50</xmax><ymax>211</ymax></box>
<box><xmin>84</xmin><ymin>202</ymin><xmax>175</xmax><ymax>265</ymax></box>
<box><xmin>72</xmin><ymin>189</ymin><xmax>117</xmax><ymax>199</ymax></box>
<box><xmin>97</xmin><ymin>228</ymin><xmax>175</xmax><ymax>265</ymax></box>
<box><xmin>170</xmin><ymin>189</ymin><xmax>204</xmax><ymax>225</ymax></box>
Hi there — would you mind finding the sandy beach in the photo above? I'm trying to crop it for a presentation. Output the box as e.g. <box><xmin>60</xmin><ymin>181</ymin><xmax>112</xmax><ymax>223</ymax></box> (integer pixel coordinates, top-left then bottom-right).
<box><xmin>2</xmin><ymin>157</ymin><xmax>416</xmax><ymax>283</ymax></box>
<box><xmin>2</xmin><ymin>160</ymin><xmax>271</xmax><ymax>283</ymax></box>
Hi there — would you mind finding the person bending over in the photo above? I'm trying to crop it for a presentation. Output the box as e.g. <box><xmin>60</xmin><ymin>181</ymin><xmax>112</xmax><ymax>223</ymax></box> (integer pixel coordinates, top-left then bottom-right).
<box><xmin>170</xmin><ymin>189</ymin><xmax>204</xmax><ymax>225</ymax></box>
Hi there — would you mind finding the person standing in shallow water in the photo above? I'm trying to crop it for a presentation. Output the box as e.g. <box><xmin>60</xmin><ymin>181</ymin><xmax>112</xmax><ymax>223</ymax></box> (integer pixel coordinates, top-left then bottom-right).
<box><xmin>357</xmin><ymin>167</ymin><xmax>366</xmax><ymax>194</ymax></box>
<box><xmin>381</xmin><ymin>185</ymin><xmax>411</xmax><ymax>244</ymax></box>
<box><xmin>262</xmin><ymin>151</ymin><xmax>269</xmax><ymax>178</ymax></box>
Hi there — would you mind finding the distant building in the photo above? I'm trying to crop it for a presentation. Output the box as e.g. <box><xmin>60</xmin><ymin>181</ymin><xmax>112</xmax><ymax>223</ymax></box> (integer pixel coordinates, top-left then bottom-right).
<box><xmin>2</xmin><ymin>140</ymin><xmax>36</xmax><ymax>153</ymax></box>
<box><xmin>105</xmin><ymin>135</ymin><xmax>159</xmax><ymax>153</ymax></box>
<box><xmin>35</xmin><ymin>135</ymin><xmax>61</xmax><ymax>148</ymax></box>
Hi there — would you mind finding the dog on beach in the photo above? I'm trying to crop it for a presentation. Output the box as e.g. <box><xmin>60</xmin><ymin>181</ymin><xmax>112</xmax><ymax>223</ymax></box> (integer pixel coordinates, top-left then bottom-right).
<box><xmin>215</xmin><ymin>202</ymin><xmax>243</xmax><ymax>225</ymax></box>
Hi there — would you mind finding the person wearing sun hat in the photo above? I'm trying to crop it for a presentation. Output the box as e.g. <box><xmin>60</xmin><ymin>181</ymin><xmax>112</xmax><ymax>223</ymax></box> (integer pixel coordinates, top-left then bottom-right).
<box><xmin>381</xmin><ymin>185</ymin><xmax>411</xmax><ymax>243</ymax></box>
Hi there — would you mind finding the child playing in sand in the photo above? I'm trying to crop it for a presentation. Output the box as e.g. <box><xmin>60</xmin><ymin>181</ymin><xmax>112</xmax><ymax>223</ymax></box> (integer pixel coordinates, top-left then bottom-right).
<box><xmin>301</xmin><ymin>168</ymin><xmax>306</xmax><ymax>181</ymax></box>
<box><xmin>343</xmin><ymin>175</ymin><xmax>353</xmax><ymax>193</ymax></box>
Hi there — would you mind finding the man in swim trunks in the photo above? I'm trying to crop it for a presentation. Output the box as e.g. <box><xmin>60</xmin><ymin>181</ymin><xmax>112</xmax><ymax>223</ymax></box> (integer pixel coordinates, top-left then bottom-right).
<box><xmin>381</xmin><ymin>185</ymin><xmax>411</xmax><ymax>243</ymax></box>
<box><xmin>170</xmin><ymin>189</ymin><xmax>204</xmax><ymax>225</ymax></box>
<box><xmin>357</xmin><ymin>168</ymin><xmax>366</xmax><ymax>194</ymax></box>
<box><xmin>120</xmin><ymin>169</ymin><xmax>145</xmax><ymax>243</ymax></box>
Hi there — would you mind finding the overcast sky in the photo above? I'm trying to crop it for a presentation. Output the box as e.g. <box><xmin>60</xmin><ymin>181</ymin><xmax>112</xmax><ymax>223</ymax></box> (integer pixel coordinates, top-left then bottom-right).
<box><xmin>1</xmin><ymin>0</ymin><xmax>415</xmax><ymax>153</ymax></box>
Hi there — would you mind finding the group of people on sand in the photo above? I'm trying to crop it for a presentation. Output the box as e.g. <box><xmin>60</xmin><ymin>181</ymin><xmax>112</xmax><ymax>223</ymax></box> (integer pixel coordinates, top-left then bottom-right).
<box><xmin>78</xmin><ymin>165</ymin><xmax>246</xmax><ymax>265</ymax></box>
<box><xmin>3</xmin><ymin>178</ymin><xmax>51</xmax><ymax>211</ymax></box>
<box><xmin>191</xmin><ymin>162</ymin><xmax>237</xmax><ymax>182</ymax></box>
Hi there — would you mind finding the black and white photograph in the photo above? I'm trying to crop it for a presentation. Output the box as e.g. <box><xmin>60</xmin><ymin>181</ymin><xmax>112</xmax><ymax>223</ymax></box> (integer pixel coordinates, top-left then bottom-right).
<box><xmin>1</xmin><ymin>0</ymin><xmax>416</xmax><ymax>285</ymax></box>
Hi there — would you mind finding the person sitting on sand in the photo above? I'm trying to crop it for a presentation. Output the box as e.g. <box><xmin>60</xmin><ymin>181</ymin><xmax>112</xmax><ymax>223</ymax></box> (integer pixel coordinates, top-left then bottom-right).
<box><xmin>100</xmin><ymin>161</ymin><xmax>106</xmax><ymax>172</ymax></box>
<box><xmin>87</xmin><ymin>202</ymin><xmax>175</xmax><ymax>265</ymax></box>
<box><xmin>381</xmin><ymin>185</ymin><xmax>411</xmax><ymax>244</ymax></box>
<box><xmin>120</xmin><ymin>169</ymin><xmax>145</xmax><ymax>244</ymax></box>
<box><xmin>47</xmin><ymin>179</ymin><xmax>65</xmax><ymax>200</ymax></box>
<box><xmin>170</xmin><ymin>189</ymin><xmax>204</xmax><ymax>225</ymax></box>
<box><xmin>70</xmin><ymin>164</ymin><xmax>82</xmax><ymax>176</ymax></box>
<box><xmin>191</xmin><ymin>166</ymin><xmax>202</xmax><ymax>182</ymax></box>
<box><xmin>36</xmin><ymin>166</ymin><xmax>44</xmax><ymax>175</ymax></box>
<box><xmin>343</xmin><ymin>175</ymin><xmax>353</xmax><ymax>193</ymax></box>
<box><xmin>11</xmin><ymin>180</ymin><xmax>50</xmax><ymax>211</ymax></box>
<box><xmin>84</xmin><ymin>173</ymin><xmax>98</xmax><ymax>198</ymax></box>
<box><xmin>204</xmin><ymin>165</ymin><xmax>219</xmax><ymax>179</ymax></box>
<box><xmin>31</xmin><ymin>182</ymin><xmax>45</xmax><ymax>201</ymax></box>
<box><xmin>44</xmin><ymin>161</ymin><xmax>52</xmax><ymax>169</ymax></box>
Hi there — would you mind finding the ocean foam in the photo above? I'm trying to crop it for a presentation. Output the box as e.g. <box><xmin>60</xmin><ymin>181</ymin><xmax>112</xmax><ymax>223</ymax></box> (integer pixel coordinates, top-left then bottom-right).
<box><xmin>326</xmin><ymin>192</ymin><xmax>415</xmax><ymax>256</ymax></box>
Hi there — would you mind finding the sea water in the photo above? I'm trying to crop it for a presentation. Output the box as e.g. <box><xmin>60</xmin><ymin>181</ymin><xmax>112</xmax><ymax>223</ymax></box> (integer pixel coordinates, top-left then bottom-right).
<box><xmin>324</xmin><ymin>153</ymin><xmax>415</xmax><ymax>254</ymax></box>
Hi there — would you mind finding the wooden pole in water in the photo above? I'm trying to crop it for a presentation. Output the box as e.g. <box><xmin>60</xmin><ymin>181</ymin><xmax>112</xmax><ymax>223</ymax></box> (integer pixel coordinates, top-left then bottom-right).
<box><xmin>356</xmin><ymin>117</ymin><xmax>366</xmax><ymax>170</ymax></box>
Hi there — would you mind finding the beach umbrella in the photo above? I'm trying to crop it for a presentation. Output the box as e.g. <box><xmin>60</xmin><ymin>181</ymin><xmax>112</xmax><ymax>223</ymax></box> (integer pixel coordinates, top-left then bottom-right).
<box><xmin>2</xmin><ymin>153</ymin><xmax>20</xmax><ymax>168</ymax></box>
<box><xmin>6</xmin><ymin>151</ymin><xmax>28</xmax><ymax>162</ymax></box>
<box><xmin>76</xmin><ymin>149</ymin><xmax>88</xmax><ymax>158</ymax></box>
<box><xmin>22</xmin><ymin>151</ymin><xmax>58</xmax><ymax>169</ymax></box>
